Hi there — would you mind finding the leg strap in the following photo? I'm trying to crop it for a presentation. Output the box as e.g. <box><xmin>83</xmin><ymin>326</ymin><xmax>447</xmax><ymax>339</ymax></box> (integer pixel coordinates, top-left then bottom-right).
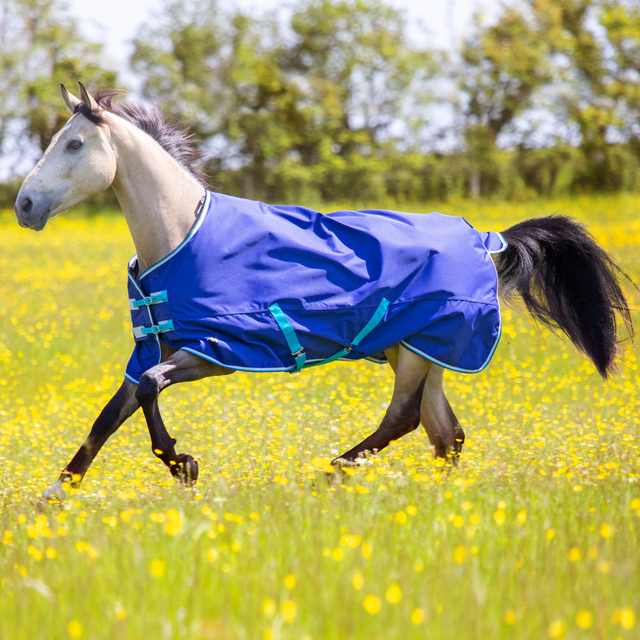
<box><xmin>269</xmin><ymin>298</ymin><xmax>390</xmax><ymax>372</ymax></box>
<box><xmin>268</xmin><ymin>303</ymin><xmax>307</xmax><ymax>370</ymax></box>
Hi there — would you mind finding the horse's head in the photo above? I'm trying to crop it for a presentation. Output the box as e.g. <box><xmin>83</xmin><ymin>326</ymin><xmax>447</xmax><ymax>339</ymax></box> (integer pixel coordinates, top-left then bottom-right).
<box><xmin>15</xmin><ymin>82</ymin><xmax>117</xmax><ymax>231</ymax></box>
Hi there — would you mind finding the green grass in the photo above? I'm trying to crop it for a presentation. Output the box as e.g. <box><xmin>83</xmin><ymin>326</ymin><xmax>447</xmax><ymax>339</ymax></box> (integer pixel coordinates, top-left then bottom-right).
<box><xmin>1</xmin><ymin>195</ymin><xmax>639</xmax><ymax>639</ymax></box>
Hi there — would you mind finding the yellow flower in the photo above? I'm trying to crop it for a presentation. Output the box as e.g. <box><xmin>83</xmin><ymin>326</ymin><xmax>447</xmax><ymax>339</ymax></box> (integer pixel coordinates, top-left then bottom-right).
<box><xmin>67</xmin><ymin>620</ymin><xmax>82</xmax><ymax>638</ymax></box>
<box><xmin>284</xmin><ymin>574</ymin><xmax>296</xmax><ymax>589</ymax></box>
<box><xmin>149</xmin><ymin>559</ymin><xmax>165</xmax><ymax>578</ymax></box>
<box><xmin>619</xmin><ymin>608</ymin><xmax>636</xmax><ymax>630</ymax></box>
<box><xmin>453</xmin><ymin>546</ymin><xmax>466</xmax><ymax>564</ymax></box>
<box><xmin>504</xmin><ymin>610</ymin><xmax>516</xmax><ymax>625</ymax></box>
<box><xmin>339</xmin><ymin>534</ymin><xmax>361</xmax><ymax>548</ymax></box>
<box><xmin>164</xmin><ymin>510</ymin><xmax>183</xmax><ymax>536</ymax></box>
<box><xmin>494</xmin><ymin>510</ymin><xmax>506</xmax><ymax>525</ymax></box>
<box><xmin>548</xmin><ymin>619</ymin><xmax>566</xmax><ymax>638</ymax></box>
<box><xmin>262</xmin><ymin>599</ymin><xmax>276</xmax><ymax>617</ymax></box>
<box><xmin>411</xmin><ymin>609</ymin><xmax>425</xmax><ymax>624</ymax></box>
<box><xmin>600</xmin><ymin>523</ymin><xmax>613</xmax><ymax>539</ymax></box>
<box><xmin>395</xmin><ymin>511</ymin><xmax>407</xmax><ymax>524</ymax></box>
<box><xmin>386</xmin><ymin>584</ymin><xmax>402</xmax><ymax>604</ymax></box>
<box><xmin>576</xmin><ymin>609</ymin><xmax>592</xmax><ymax>629</ymax></box>
<box><xmin>281</xmin><ymin>600</ymin><xmax>297</xmax><ymax>623</ymax></box>
<box><xmin>352</xmin><ymin>570</ymin><xmax>364</xmax><ymax>591</ymax></box>
<box><xmin>568</xmin><ymin>548</ymin><xmax>581</xmax><ymax>562</ymax></box>
<box><xmin>363</xmin><ymin>595</ymin><xmax>381</xmax><ymax>614</ymax></box>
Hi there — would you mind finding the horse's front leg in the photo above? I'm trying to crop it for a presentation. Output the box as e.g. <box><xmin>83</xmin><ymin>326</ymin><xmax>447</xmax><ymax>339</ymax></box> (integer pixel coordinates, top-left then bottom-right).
<box><xmin>135</xmin><ymin>349</ymin><xmax>234</xmax><ymax>485</ymax></box>
<box><xmin>40</xmin><ymin>380</ymin><xmax>140</xmax><ymax>505</ymax></box>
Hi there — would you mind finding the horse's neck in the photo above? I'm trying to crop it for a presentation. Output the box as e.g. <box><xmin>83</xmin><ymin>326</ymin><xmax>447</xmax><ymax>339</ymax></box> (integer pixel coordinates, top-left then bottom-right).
<box><xmin>109</xmin><ymin>118</ymin><xmax>205</xmax><ymax>274</ymax></box>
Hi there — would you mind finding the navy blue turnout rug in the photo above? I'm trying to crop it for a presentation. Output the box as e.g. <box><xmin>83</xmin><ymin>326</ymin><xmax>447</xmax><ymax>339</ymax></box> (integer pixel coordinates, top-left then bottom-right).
<box><xmin>125</xmin><ymin>191</ymin><xmax>507</xmax><ymax>383</ymax></box>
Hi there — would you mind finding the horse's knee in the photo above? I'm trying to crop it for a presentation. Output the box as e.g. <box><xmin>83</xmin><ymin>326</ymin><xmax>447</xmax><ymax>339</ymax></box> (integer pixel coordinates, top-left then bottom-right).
<box><xmin>135</xmin><ymin>371</ymin><xmax>161</xmax><ymax>406</ymax></box>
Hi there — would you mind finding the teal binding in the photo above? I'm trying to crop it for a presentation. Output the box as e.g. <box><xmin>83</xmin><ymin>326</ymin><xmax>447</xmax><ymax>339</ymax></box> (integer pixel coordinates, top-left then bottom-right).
<box><xmin>268</xmin><ymin>304</ymin><xmax>307</xmax><ymax>370</ymax></box>
<box><xmin>270</xmin><ymin>298</ymin><xmax>390</xmax><ymax>372</ymax></box>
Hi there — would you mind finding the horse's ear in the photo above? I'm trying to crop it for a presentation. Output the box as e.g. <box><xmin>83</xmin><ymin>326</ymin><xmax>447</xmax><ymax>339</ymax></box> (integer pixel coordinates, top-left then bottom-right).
<box><xmin>77</xmin><ymin>81</ymin><xmax>98</xmax><ymax>111</ymax></box>
<box><xmin>60</xmin><ymin>83</ymin><xmax>80</xmax><ymax>115</ymax></box>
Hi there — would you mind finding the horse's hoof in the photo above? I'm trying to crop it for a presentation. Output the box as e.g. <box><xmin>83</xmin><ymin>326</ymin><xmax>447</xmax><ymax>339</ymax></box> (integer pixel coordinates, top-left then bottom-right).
<box><xmin>171</xmin><ymin>454</ymin><xmax>199</xmax><ymax>486</ymax></box>
<box><xmin>37</xmin><ymin>479</ymin><xmax>66</xmax><ymax>510</ymax></box>
<box><xmin>325</xmin><ymin>459</ymin><xmax>350</xmax><ymax>486</ymax></box>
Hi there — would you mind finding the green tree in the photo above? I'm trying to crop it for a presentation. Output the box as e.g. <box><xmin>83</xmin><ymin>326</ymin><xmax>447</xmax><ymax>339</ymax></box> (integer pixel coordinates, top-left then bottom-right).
<box><xmin>527</xmin><ymin>0</ymin><xmax>640</xmax><ymax>190</ymax></box>
<box><xmin>459</xmin><ymin>4</ymin><xmax>552</xmax><ymax>195</ymax></box>
<box><xmin>0</xmin><ymin>0</ymin><xmax>118</xmax><ymax>173</ymax></box>
<box><xmin>287</xmin><ymin>0</ymin><xmax>432</xmax><ymax>156</ymax></box>
<box><xmin>131</xmin><ymin>0</ymin><xmax>434</xmax><ymax>201</ymax></box>
<box><xmin>132</xmin><ymin>0</ymin><xmax>309</xmax><ymax>198</ymax></box>
<box><xmin>600</xmin><ymin>1</ymin><xmax>640</xmax><ymax>159</ymax></box>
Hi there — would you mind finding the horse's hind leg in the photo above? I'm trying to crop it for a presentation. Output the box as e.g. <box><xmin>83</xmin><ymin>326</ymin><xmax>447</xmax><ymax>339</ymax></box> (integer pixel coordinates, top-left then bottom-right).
<box><xmin>333</xmin><ymin>344</ymin><xmax>430</xmax><ymax>464</ymax></box>
<box><xmin>135</xmin><ymin>349</ymin><xmax>234</xmax><ymax>484</ymax></box>
<box><xmin>421</xmin><ymin>364</ymin><xmax>464</xmax><ymax>459</ymax></box>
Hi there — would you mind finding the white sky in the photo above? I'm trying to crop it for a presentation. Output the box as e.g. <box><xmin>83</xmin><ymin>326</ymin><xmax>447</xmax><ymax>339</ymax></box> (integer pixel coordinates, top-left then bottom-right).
<box><xmin>67</xmin><ymin>0</ymin><xmax>500</xmax><ymax>79</ymax></box>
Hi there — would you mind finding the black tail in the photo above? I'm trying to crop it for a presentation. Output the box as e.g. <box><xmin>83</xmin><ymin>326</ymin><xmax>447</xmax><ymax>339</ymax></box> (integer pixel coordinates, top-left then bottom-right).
<box><xmin>495</xmin><ymin>215</ymin><xmax>634</xmax><ymax>378</ymax></box>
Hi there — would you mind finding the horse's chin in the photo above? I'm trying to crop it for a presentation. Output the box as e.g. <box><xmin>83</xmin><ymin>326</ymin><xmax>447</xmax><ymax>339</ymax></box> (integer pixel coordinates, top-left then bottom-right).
<box><xmin>21</xmin><ymin>208</ymin><xmax>51</xmax><ymax>231</ymax></box>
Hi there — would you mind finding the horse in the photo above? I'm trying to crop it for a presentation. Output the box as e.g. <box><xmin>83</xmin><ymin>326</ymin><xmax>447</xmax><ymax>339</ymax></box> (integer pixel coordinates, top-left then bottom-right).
<box><xmin>15</xmin><ymin>82</ymin><xmax>633</xmax><ymax>503</ymax></box>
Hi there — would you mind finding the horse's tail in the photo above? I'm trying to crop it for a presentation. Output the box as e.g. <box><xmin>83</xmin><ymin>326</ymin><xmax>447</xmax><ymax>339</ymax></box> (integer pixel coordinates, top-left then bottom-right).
<box><xmin>494</xmin><ymin>215</ymin><xmax>634</xmax><ymax>379</ymax></box>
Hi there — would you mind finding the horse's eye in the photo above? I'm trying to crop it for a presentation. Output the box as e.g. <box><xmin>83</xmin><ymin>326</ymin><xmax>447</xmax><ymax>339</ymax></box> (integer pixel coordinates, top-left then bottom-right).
<box><xmin>67</xmin><ymin>140</ymin><xmax>83</xmax><ymax>150</ymax></box>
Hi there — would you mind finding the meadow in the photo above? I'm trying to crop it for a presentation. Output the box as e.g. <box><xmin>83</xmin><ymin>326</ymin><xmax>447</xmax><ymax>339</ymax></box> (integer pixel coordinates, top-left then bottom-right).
<box><xmin>1</xmin><ymin>194</ymin><xmax>639</xmax><ymax>640</ymax></box>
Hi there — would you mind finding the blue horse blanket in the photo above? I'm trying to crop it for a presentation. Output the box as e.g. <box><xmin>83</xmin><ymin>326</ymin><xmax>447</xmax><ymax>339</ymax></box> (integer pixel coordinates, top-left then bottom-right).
<box><xmin>125</xmin><ymin>191</ymin><xmax>507</xmax><ymax>384</ymax></box>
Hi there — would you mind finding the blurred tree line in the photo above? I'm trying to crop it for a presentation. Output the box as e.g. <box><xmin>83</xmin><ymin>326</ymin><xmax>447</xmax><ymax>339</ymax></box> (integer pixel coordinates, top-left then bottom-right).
<box><xmin>2</xmin><ymin>0</ymin><xmax>640</xmax><ymax>205</ymax></box>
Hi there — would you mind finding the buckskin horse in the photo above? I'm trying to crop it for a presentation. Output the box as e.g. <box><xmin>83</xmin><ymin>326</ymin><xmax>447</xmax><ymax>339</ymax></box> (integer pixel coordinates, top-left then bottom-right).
<box><xmin>14</xmin><ymin>83</ymin><xmax>633</xmax><ymax>502</ymax></box>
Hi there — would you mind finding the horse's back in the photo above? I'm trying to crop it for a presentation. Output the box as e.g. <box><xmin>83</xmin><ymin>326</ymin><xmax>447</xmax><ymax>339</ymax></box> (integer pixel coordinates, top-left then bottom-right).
<box><xmin>125</xmin><ymin>192</ymin><xmax>504</xmax><ymax>381</ymax></box>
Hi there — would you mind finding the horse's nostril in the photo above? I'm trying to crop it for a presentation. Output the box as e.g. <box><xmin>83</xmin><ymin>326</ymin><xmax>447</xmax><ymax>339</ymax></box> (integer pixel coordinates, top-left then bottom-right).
<box><xmin>22</xmin><ymin>197</ymin><xmax>33</xmax><ymax>215</ymax></box>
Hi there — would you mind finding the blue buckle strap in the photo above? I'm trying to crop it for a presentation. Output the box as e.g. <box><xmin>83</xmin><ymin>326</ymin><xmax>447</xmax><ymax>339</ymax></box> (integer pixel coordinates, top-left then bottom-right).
<box><xmin>133</xmin><ymin>319</ymin><xmax>175</xmax><ymax>340</ymax></box>
<box><xmin>130</xmin><ymin>290</ymin><xmax>168</xmax><ymax>310</ymax></box>
<box><xmin>351</xmin><ymin>297</ymin><xmax>390</xmax><ymax>347</ymax></box>
<box><xmin>269</xmin><ymin>304</ymin><xmax>307</xmax><ymax>371</ymax></box>
<box><xmin>270</xmin><ymin>298</ymin><xmax>390</xmax><ymax>372</ymax></box>
<box><xmin>306</xmin><ymin>298</ymin><xmax>390</xmax><ymax>368</ymax></box>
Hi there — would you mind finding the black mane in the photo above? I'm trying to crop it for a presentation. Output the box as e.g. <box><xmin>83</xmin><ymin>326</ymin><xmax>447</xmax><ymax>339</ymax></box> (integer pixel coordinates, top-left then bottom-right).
<box><xmin>74</xmin><ymin>91</ymin><xmax>209</xmax><ymax>187</ymax></box>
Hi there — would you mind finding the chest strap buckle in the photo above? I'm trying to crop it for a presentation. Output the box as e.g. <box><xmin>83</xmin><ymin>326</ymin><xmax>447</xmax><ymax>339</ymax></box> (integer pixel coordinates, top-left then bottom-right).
<box><xmin>133</xmin><ymin>319</ymin><xmax>175</xmax><ymax>340</ymax></box>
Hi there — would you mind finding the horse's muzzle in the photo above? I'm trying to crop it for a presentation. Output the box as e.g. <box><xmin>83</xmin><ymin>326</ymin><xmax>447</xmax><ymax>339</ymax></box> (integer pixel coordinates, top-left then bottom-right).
<box><xmin>15</xmin><ymin>193</ymin><xmax>52</xmax><ymax>231</ymax></box>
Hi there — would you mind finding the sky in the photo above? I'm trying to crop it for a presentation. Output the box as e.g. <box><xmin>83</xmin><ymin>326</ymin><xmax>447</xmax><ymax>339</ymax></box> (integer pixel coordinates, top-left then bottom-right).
<box><xmin>67</xmin><ymin>0</ymin><xmax>500</xmax><ymax>80</ymax></box>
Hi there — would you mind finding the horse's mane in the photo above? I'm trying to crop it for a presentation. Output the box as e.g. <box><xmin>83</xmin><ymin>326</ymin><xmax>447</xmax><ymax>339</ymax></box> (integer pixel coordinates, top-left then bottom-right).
<box><xmin>74</xmin><ymin>90</ymin><xmax>209</xmax><ymax>187</ymax></box>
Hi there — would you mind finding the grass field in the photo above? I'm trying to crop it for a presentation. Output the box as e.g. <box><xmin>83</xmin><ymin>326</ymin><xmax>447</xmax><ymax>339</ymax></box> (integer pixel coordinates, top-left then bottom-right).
<box><xmin>1</xmin><ymin>194</ymin><xmax>639</xmax><ymax>639</ymax></box>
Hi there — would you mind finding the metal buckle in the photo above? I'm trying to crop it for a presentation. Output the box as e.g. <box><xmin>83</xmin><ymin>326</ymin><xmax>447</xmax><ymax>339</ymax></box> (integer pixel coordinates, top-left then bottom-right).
<box><xmin>132</xmin><ymin>290</ymin><xmax>168</xmax><ymax>309</ymax></box>
<box><xmin>133</xmin><ymin>319</ymin><xmax>175</xmax><ymax>339</ymax></box>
